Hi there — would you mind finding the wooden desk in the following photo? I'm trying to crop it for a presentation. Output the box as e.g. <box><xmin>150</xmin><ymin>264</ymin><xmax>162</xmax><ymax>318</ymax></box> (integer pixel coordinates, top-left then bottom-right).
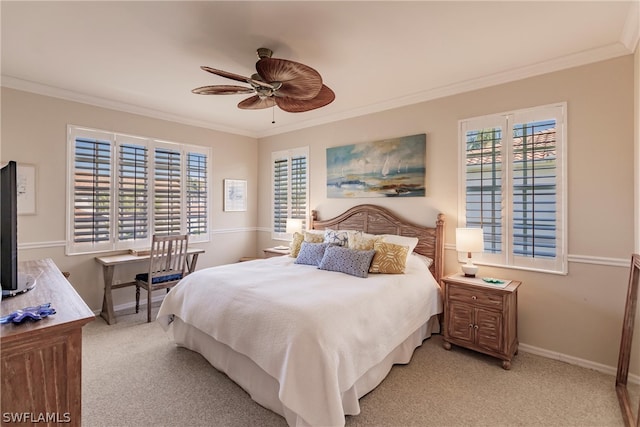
<box><xmin>1</xmin><ymin>258</ymin><xmax>95</xmax><ymax>425</ymax></box>
<box><xmin>95</xmin><ymin>247</ymin><xmax>204</xmax><ymax>325</ymax></box>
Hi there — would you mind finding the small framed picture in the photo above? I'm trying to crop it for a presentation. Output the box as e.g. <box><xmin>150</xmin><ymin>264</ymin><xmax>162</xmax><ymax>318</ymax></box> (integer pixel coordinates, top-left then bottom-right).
<box><xmin>17</xmin><ymin>164</ymin><xmax>36</xmax><ymax>215</ymax></box>
<box><xmin>223</xmin><ymin>179</ymin><xmax>247</xmax><ymax>212</ymax></box>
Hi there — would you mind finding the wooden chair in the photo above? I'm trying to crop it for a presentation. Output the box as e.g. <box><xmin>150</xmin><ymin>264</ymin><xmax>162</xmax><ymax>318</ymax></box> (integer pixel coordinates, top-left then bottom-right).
<box><xmin>135</xmin><ymin>234</ymin><xmax>189</xmax><ymax>322</ymax></box>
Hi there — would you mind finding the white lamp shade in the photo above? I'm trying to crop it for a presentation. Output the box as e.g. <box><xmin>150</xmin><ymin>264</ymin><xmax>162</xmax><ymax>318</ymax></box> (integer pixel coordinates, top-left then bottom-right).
<box><xmin>456</xmin><ymin>228</ymin><xmax>484</xmax><ymax>253</ymax></box>
<box><xmin>285</xmin><ymin>218</ymin><xmax>303</xmax><ymax>234</ymax></box>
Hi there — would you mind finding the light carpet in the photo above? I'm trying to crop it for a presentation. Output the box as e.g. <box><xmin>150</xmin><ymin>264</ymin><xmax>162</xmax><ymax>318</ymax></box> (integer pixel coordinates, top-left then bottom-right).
<box><xmin>82</xmin><ymin>306</ymin><xmax>632</xmax><ymax>427</ymax></box>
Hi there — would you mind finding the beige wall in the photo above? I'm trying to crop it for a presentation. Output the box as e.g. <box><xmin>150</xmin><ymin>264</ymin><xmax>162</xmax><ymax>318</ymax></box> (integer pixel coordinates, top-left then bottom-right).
<box><xmin>0</xmin><ymin>88</ymin><xmax>259</xmax><ymax>311</ymax></box>
<box><xmin>1</xmin><ymin>54</ymin><xmax>638</xmax><ymax>375</ymax></box>
<box><xmin>258</xmin><ymin>56</ymin><xmax>638</xmax><ymax>373</ymax></box>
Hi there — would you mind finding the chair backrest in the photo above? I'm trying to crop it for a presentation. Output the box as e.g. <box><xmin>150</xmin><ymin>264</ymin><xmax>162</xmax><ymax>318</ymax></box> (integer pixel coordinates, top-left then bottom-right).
<box><xmin>148</xmin><ymin>234</ymin><xmax>189</xmax><ymax>281</ymax></box>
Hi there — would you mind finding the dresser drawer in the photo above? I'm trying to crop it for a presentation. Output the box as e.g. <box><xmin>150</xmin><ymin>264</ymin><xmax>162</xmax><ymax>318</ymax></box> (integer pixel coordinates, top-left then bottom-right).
<box><xmin>447</xmin><ymin>285</ymin><xmax>504</xmax><ymax>310</ymax></box>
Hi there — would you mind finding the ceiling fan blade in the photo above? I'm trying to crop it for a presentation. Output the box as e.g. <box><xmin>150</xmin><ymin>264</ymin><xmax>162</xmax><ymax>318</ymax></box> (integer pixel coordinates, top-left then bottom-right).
<box><xmin>256</xmin><ymin>58</ymin><xmax>322</xmax><ymax>100</ymax></box>
<box><xmin>238</xmin><ymin>95</ymin><xmax>276</xmax><ymax>110</ymax></box>
<box><xmin>201</xmin><ymin>66</ymin><xmax>250</xmax><ymax>83</ymax></box>
<box><xmin>201</xmin><ymin>66</ymin><xmax>274</xmax><ymax>89</ymax></box>
<box><xmin>275</xmin><ymin>85</ymin><xmax>335</xmax><ymax>113</ymax></box>
<box><xmin>191</xmin><ymin>85</ymin><xmax>255</xmax><ymax>95</ymax></box>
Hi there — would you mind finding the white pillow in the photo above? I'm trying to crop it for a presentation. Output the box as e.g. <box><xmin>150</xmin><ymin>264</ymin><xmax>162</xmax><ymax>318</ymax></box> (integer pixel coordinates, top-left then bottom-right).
<box><xmin>412</xmin><ymin>253</ymin><xmax>434</xmax><ymax>269</ymax></box>
<box><xmin>381</xmin><ymin>234</ymin><xmax>419</xmax><ymax>263</ymax></box>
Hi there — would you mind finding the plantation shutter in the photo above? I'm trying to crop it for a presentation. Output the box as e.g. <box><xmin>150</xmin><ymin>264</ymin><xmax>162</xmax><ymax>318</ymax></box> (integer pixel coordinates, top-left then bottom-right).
<box><xmin>73</xmin><ymin>136</ymin><xmax>112</xmax><ymax>246</ymax></box>
<box><xmin>186</xmin><ymin>152</ymin><xmax>208</xmax><ymax>240</ymax></box>
<box><xmin>511</xmin><ymin>119</ymin><xmax>557</xmax><ymax>259</ymax></box>
<box><xmin>273</xmin><ymin>157</ymin><xmax>289</xmax><ymax>233</ymax></box>
<box><xmin>290</xmin><ymin>155</ymin><xmax>307</xmax><ymax>229</ymax></box>
<box><xmin>118</xmin><ymin>142</ymin><xmax>148</xmax><ymax>242</ymax></box>
<box><xmin>154</xmin><ymin>147</ymin><xmax>182</xmax><ymax>235</ymax></box>
<box><xmin>464</xmin><ymin>126</ymin><xmax>503</xmax><ymax>255</ymax></box>
<box><xmin>272</xmin><ymin>147</ymin><xmax>309</xmax><ymax>238</ymax></box>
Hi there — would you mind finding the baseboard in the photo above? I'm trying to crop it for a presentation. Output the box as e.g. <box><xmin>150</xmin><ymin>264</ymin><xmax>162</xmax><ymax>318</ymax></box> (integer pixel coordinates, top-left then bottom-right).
<box><xmin>519</xmin><ymin>342</ymin><xmax>640</xmax><ymax>385</ymax></box>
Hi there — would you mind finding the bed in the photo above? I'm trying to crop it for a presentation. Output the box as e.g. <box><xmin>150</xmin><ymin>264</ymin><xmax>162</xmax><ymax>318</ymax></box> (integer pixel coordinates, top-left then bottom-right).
<box><xmin>157</xmin><ymin>204</ymin><xmax>445</xmax><ymax>426</ymax></box>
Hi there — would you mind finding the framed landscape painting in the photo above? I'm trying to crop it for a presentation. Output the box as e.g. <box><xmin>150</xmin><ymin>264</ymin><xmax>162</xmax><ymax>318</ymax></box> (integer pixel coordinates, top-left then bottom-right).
<box><xmin>326</xmin><ymin>134</ymin><xmax>426</xmax><ymax>198</ymax></box>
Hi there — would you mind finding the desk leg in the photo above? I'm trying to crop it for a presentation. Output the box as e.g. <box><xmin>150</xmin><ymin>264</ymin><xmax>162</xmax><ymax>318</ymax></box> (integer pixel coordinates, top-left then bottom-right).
<box><xmin>100</xmin><ymin>265</ymin><xmax>116</xmax><ymax>325</ymax></box>
<box><xmin>187</xmin><ymin>253</ymin><xmax>200</xmax><ymax>274</ymax></box>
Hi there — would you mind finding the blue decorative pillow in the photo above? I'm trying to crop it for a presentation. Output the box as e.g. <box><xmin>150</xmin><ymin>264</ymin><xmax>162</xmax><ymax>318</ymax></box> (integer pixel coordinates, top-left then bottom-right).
<box><xmin>318</xmin><ymin>246</ymin><xmax>375</xmax><ymax>278</ymax></box>
<box><xmin>324</xmin><ymin>229</ymin><xmax>349</xmax><ymax>246</ymax></box>
<box><xmin>294</xmin><ymin>242</ymin><xmax>330</xmax><ymax>266</ymax></box>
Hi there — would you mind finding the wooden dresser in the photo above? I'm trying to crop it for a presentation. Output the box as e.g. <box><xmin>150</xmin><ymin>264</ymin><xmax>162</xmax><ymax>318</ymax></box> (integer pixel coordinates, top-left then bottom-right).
<box><xmin>442</xmin><ymin>274</ymin><xmax>521</xmax><ymax>370</ymax></box>
<box><xmin>1</xmin><ymin>258</ymin><xmax>94</xmax><ymax>425</ymax></box>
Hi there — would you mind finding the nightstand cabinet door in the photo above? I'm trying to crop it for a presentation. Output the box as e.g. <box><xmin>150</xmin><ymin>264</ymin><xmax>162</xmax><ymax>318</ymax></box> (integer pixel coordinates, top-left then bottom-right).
<box><xmin>476</xmin><ymin>308</ymin><xmax>503</xmax><ymax>353</ymax></box>
<box><xmin>448</xmin><ymin>304</ymin><xmax>474</xmax><ymax>343</ymax></box>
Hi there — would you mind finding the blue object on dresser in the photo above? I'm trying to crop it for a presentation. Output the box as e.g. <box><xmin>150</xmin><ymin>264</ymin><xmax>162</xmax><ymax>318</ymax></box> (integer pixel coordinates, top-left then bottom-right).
<box><xmin>0</xmin><ymin>302</ymin><xmax>56</xmax><ymax>324</ymax></box>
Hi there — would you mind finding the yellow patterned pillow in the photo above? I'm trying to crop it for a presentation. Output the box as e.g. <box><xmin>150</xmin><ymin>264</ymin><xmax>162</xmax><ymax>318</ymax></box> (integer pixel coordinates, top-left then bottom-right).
<box><xmin>370</xmin><ymin>241</ymin><xmax>409</xmax><ymax>274</ymax></box>
<box><xmin>348</xmin><ymin>231</ymin><xmax>383</xmax><ymax>251</ymax></box>
<box><xmin>304</xmin><ymin>231</ymin><xmax>324</xmax><ymax>243</ymax></box>
<box><xmin>289</xmin><ymin>232</ymin><xmax>304</xmax><ymax>257</ymax></box>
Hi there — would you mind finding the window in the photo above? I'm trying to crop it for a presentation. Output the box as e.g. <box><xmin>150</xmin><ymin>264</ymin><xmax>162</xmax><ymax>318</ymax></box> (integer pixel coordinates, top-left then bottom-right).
<box><xmin>459</xmin><ymin>103</ymin><xmax>567</xmax><ymax>274</ymax></box>
<box><xmin>67</xmin><ymin>126</ymin><xmax>210</xmax><ymax>255</ymax></box>
<box><xmin>272</xmin><ymin>147</ymin><xmax>309</xmax><ymax>240</ymax></box>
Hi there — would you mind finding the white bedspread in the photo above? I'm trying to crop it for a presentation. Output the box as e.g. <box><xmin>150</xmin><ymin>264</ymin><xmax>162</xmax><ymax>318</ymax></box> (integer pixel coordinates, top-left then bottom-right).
<box><xmin>157</xmin><ymin>254</ymin><xmax>441</xmax><ymax>426</ymax></box>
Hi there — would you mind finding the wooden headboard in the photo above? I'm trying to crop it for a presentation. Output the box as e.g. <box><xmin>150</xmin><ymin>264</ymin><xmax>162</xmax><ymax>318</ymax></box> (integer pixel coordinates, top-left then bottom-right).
<box><xmin>310</xmin><ymin>204</ymin><xmax>445</xmax><ymax>284</ymax></box>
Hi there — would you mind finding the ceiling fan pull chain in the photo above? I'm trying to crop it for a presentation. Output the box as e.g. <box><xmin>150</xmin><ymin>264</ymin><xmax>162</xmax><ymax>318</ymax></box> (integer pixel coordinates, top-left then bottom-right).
<box><xmin>272</xmin><ymin>106</ymin><xmax>276</xmax><ymax>124</ymax></box>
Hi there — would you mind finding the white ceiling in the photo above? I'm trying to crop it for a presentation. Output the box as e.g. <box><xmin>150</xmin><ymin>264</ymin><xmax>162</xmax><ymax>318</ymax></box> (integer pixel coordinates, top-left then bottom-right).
<box><xmin>2</xmin><ymin>1</ymin><xmax>638</xmax><ymax>138</ymax></box>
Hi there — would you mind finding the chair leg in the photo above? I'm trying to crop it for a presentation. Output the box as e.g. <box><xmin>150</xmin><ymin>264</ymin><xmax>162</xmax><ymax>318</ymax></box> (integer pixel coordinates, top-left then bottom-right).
<box><xmin>135</xmin><ymin>285</ymin><xmax>140</xmax><ymax>313</ymax></box>
<box><xmin>147</xmin><ymin>287</ymin><xmax>152</xmax><ymax>323</ymax></box>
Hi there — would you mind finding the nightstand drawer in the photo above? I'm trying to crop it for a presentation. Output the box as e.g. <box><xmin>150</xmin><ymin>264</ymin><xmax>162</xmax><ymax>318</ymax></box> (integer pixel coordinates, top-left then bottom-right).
<box><xmin>448</xmin><ymin>285</ymin><xmax>504</xmax><ymax>310</ymax></box>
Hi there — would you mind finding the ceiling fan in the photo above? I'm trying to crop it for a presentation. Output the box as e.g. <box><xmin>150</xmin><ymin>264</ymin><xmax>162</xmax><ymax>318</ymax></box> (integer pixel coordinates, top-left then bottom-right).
<box><xmin>192</xmin><ymin>48</ymin><xmax>335</xmax><ymax>113</ymax></box>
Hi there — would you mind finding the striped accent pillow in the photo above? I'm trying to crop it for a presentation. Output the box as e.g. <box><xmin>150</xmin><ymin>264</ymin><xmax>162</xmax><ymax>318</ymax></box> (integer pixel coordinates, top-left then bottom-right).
<box><xmin>369</xmin><ymin>241</ymin><xmax>409</xmax><ymax>274</ymax></box>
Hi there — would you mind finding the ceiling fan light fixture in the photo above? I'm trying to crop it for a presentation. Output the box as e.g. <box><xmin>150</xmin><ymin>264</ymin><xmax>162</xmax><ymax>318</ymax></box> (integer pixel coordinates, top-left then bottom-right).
<box><xmin>256</xmin><ymin>47</ymin><xmax>273</xmax><ymax>59</ymax></box>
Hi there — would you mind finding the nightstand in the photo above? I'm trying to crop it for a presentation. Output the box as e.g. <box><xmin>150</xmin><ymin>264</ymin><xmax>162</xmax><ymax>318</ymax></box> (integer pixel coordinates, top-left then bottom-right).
<box><xmin>441</xmin><ymin>274</ymin><xmax>522</xmax><ymax>370</ymax></box>
<box><xmin>263</xmin><ymin>247</ymin><xmax>290</xmax><ymax>258</ymax></box>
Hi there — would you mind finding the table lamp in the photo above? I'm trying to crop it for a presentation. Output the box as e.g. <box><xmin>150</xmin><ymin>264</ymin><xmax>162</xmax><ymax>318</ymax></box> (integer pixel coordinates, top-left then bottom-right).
<box><xmin>456</xmin><ymin>228</ymin><xmax>484</xmax><ymax>277</ymax></box>
<box><xmin>286</xmin><ymin>218</ymin><xmax>303</xmax><ymax>237</ymax></box>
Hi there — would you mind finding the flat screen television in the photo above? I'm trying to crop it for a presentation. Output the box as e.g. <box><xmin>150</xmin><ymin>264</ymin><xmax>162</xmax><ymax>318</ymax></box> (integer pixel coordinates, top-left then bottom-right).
<box><xmin>1</xmin><ymin>161</ymin><xmax>36</xmax><ymax>297</ymax></box>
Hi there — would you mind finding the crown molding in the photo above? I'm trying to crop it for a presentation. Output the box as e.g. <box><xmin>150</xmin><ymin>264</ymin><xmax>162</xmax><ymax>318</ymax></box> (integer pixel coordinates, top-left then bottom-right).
<box><xmin>620</xmin><ymin>0</ymin><xmax>640</xmax><ymax>52</ymax></box>
<box><xmin>2</xmin><ymin>39</ymin><xmax>633</xmax><ymax>140</ymax></box>
<box><xmin>256</xmin><ymin>42</ymin><xmax>633</xmax><ymax>138</ymax></box>
<box><xmin>0</xmin><ymin>76</ymin><xmax>259</xmax><ymax>139</ymax></box>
